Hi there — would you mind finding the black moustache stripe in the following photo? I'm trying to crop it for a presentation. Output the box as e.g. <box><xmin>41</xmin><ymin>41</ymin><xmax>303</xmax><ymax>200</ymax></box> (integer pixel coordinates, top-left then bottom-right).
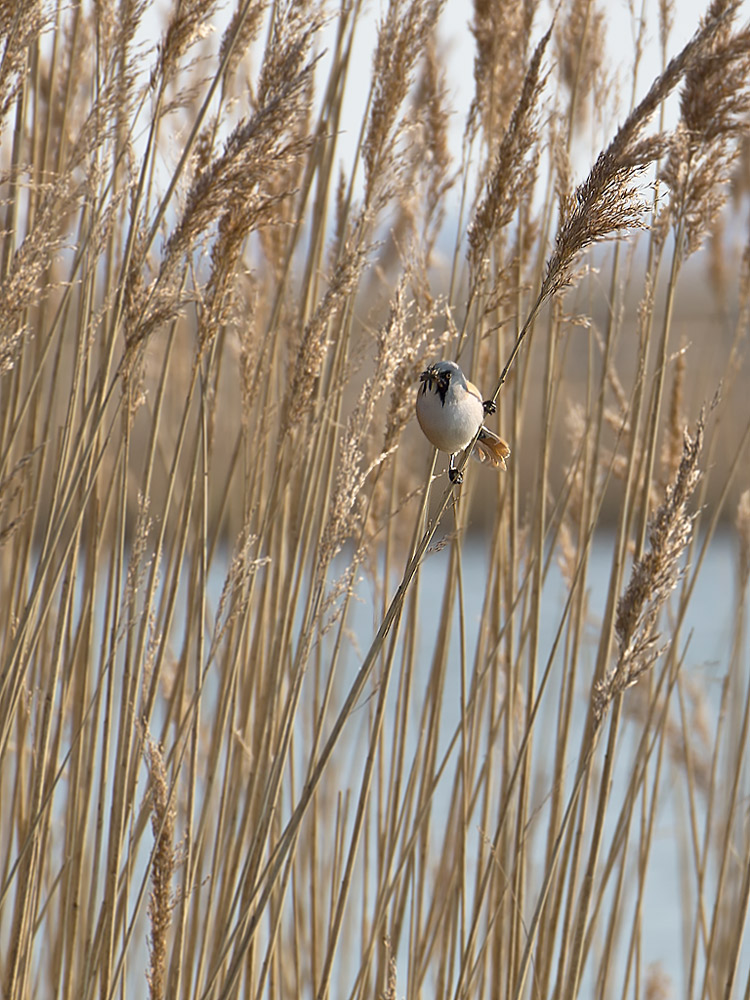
<box><xmin>422</xmin><ymin>369</ymin><xmax>450</xmax><ymax>405</ymax></box>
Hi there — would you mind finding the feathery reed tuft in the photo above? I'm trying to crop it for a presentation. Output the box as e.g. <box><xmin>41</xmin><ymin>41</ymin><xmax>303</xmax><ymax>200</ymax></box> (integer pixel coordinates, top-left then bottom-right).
<box><xmin>467</xmin><ymin>25</ymin><xmax>550</xmax><ymax>279</ymax></box>
<box><xmin>596</xmin><ymin>413</ymin><xmax>704</xmax><ymax>720</ymax></box>
<box><xmin>144</xmin><ymin>737</ymin><xmax>176</xmax><ymax>1000</ymax></box>
<box><xmin>545</xmin><ymin>2</ymin><xmax>738</xmax><ymax>298</ymax></box>
<box><xmin>468</xmin><ymin>0</ymin><xmax>536</xmax><ymax>137</ymax></box>
<box><xmin>556</xmin><ymin>0</ymin><xmax>607</xmax><ymax>119</ymax></box>
<box><xmin>363</xmin><ymin>0</ymin><xmax>443</xmax><ymax>205</ymax></box>
<box><xmin>658</xmin><ymin>1</ymin><xmax>750</xmax><ymax>256</ymax></box>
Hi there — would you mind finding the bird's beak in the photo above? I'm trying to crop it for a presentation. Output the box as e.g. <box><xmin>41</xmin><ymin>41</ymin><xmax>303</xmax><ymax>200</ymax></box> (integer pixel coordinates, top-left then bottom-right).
<box><xmin>419</xmin><ymin>368</ymin><xmax>434</xmax><ymax>385</ymax></box>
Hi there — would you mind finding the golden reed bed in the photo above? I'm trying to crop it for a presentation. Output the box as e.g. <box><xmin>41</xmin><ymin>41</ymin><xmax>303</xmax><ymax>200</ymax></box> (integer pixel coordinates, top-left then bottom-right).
<box><xmin>1</xmin><ymin>1</ymin><xmax>750</xmax><ymax>997</ymax></box>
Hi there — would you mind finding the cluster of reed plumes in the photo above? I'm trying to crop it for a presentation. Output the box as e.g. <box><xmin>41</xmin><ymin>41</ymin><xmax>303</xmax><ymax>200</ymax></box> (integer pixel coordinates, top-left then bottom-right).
<box><xmin>2</xmin><ymin>0</ymin><xmax>750</xmax><ymax>997</ymax></box>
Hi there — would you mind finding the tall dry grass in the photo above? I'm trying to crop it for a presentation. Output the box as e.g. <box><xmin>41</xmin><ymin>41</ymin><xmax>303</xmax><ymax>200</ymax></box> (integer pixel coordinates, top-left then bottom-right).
<box><xmin>1</xmin><ymin>0</ymin><xmax>750</xmax><ymax>997</ymax></box>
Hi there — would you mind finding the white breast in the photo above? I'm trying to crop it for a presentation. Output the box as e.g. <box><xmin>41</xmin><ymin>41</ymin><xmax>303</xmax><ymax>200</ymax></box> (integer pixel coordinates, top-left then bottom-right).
<box><xmin>416</xmin><ymin>381</ymin><xmax>484</xmax><ymax>454</ymax></box>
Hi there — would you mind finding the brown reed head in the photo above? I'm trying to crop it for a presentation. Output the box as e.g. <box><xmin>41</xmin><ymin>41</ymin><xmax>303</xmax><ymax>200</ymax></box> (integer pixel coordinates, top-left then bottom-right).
<box><xmin>596</xmin><ymin>413</ymin><xmax>705</xmax><ymax>721</ymax></box>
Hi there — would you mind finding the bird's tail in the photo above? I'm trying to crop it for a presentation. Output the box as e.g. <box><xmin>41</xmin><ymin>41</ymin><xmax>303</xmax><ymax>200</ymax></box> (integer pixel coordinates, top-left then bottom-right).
<box><xmin>475</xmin><ymin>427</ymin><xmax>511</xmax><ymax>470</ymax></box>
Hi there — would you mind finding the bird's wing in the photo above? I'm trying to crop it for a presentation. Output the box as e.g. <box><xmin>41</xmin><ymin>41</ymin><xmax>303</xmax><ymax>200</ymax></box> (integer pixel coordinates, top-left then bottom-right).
<box><xmin>465</xmin><ymin>380</ymin><xmax>483</xmax><ymax>402</ymax></box>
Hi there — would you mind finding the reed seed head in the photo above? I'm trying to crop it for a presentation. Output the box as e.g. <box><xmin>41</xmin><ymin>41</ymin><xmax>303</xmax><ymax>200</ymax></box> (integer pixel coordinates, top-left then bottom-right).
<box><xmin>595</xmin><ymin>413</ymin><xmax>705</xmax><ymax>721</ymax></box>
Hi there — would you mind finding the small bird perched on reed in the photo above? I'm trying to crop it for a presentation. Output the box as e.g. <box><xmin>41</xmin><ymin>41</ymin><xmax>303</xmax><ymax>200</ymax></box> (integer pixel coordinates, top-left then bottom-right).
<box><xmin>416</xmin><ymin>360</ymin><xmax>511</xmax><ymax>483</ymax></box>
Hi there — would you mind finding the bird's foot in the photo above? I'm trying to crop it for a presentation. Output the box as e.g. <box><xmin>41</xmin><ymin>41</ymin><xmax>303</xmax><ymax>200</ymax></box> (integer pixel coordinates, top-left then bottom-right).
<box><xmin>448</xmin><ymin>467</ymin><xmax>463</xmax><ymax>485</ymax></box>
<box><xmin>483</xmin><ymin>399</ymin><xmax>496</xmax><ymax>415</ymax></box>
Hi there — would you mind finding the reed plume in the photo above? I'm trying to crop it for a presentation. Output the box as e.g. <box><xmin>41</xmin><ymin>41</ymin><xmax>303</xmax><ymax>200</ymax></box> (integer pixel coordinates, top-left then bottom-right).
<box><xmin>467</xmin><ymin>25</ymin><xmax>550</xmax><ymax>280</ymax></box>
<box><xmin>469</xmin><ymin>0</ymin><xmax>536</xmax><ymax>137</ymax></box>
<box><xmin>544</xmin><ymin>2</ymin><xmax>738</xmax><ymax>299</ymax></box>
<box><xmin>596</xmin><ymin>413</ymin><xmax>704</xmax><ymax>719</ymax></box>
<box><xmin>363</xmin><ymin>0</ymin><xmax>444</xmax><ymax>206</ymax></box>
<box><xmin>658</xmin><ymin>0</ymin><xmax>750</xmax><ymax>257</ymax></box>
<box><xmin>144</xmin><ymin>737</ymin><xmax>176</xmax><ymax>1000</ymax></box>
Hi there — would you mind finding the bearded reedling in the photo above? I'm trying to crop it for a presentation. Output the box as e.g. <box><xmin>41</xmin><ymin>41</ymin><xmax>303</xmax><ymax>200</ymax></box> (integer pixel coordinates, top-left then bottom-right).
<box><xmin>416</xmin><ymin>361</ymin><xmax>511</xmax><ymax>484</ymax></box>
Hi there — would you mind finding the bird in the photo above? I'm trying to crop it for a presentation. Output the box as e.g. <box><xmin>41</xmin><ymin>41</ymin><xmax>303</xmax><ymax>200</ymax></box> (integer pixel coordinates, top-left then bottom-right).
<box><xmin>416</xmin><ymin>360</ymin><xmax>511</xmax><ymax>484</ymax></box>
